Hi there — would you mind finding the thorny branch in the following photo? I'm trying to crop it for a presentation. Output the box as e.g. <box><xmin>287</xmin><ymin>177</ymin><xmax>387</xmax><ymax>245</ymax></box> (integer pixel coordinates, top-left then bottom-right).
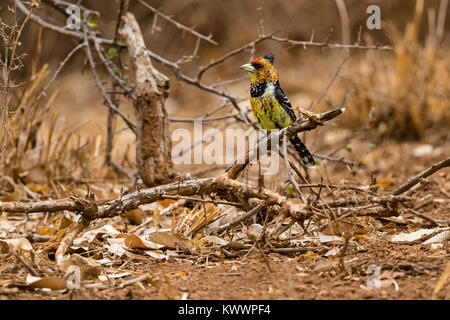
<box><xmin>136</xmin><ymin>0</ymin><xmax>217</xmax><ymax>45</ymax></box>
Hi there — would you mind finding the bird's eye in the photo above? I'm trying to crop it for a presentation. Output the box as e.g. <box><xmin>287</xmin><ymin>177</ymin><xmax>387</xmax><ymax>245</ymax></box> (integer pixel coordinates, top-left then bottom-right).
<box><xmin>253</xmin><ymin>63</ymin><xmax>262</xmax><ymax>70</ymax></box>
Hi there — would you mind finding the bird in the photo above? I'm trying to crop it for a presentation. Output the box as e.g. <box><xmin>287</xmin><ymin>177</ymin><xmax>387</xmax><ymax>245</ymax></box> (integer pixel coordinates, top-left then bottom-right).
<box><xmin>240</xmin><ymin>53</ymin><xmax>315</xmax><ymax>167</ymax></box>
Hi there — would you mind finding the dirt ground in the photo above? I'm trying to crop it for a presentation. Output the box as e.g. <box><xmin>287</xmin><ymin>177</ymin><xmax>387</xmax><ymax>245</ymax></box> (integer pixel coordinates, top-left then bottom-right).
<box><xmin>1</xmin><ymin>241</ymin><xmax>448</xmax><ymax>300</ymax></box>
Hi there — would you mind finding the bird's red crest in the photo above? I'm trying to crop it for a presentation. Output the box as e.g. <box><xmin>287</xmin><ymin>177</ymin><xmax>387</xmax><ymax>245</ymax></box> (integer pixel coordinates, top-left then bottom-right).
<box><xmin>250</xmin><ymin>57</ymin><xmax>263</xmax><ymax>65</ymax></box>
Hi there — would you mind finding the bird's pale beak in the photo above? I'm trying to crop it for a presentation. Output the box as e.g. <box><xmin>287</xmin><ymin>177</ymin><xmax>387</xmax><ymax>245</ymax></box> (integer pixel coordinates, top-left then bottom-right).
<box><xmin>240</xmin><ymin>63</ymin><xmax>256</xmax><ymax>73</ymax></box>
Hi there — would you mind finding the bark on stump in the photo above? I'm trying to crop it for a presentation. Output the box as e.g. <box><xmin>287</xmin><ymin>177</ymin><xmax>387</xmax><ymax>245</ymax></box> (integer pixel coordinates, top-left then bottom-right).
<box><xmin>119</xmin><ymin>12</ymin><xmax>173</xmax><ymax>187</ymax></box>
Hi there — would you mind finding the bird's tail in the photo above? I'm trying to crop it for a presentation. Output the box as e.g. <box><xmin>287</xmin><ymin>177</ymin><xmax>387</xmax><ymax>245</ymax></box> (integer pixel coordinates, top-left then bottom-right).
<box><xmin>289</xmin><ymin>136</ymin><xmax>315</xmax><ymax>167</ymax></box>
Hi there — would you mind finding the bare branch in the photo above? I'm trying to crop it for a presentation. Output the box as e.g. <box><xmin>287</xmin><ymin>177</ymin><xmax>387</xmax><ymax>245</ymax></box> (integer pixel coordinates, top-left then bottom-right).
<box><xmin>308</xmin><ymin>52</ymin><xmax>350</xmax><ymax>111</ymax></box>
<box><xmin>136</xmin><ymin>0</ymin><xmax>217</xmax><ymax>45</ymax></box>
<box><xmin>269</xmin><ymin>35</ymin><xmax>392</xmax><ymax>51</ymax></box>
<box><xmin>197</xmin><ymin>33</ymin><xmax>275</xmax><ymax>81</ymax></box>
<box><xmin>81</xmin><ymin>21</ymin><xmax>137</xmax><ymax>133</ymax></box>
<box><xmin>393</xmin><ymin>157</ymin><xmax>450</xmax><ymax>195</ymax></box>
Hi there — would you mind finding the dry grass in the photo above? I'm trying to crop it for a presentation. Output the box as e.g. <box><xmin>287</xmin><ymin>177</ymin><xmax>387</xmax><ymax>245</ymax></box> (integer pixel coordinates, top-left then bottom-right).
<box><xmin>0</xmin><ymin>65</ymin><xmax>106</xmax><ymax>188</ymax></box>
<box><xmin>345</xmin><ymin>0</ymin><xmax>450</xmax><ymax>140</ymax></box>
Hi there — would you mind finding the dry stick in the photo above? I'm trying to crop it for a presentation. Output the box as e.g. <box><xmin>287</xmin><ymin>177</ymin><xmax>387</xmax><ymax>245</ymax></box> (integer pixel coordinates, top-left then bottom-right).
<box><xmin>432</xmin><ymin>261</ymin><xmax>450</xmax><ymax>299</ymax></box>
<box><xmin>34</xmin><ymin>43</ymin><xmax>84</xmax><ymax>103</ymax></box>
<box><xmin>1</xmin><ymin>179</ymin><xmax>402</xmax><ymax>257</ymax></box>
<box><xmin>338</xmin><ymin>235</ymin><xmax>351</xmax><ymax>273</ymax></box>
<box><xmin>277</xmin><ymin>149</ymin><xmax>309</xmax><ymax>186</ymax></box>
<box><xmin>200</xmin><ymin>194</ymin><xmax>208</xmax><ymax>231</ymax></box>
<box><xmin>269</xmin><ymin>211</ymin><xmax>288</xmax><ymax>239</ymax></box>
<box><xmin>26</xmin><ymin>234</ymin><xmax>52</xmax><ymax>243</ymax></box>
<box><xmin>13</xmin><ymin>0</ymin><xmax>91</xmax><ymax>40</ymax></box>
<box><xmin>169</xmin><ymin>99</ymin><xmax>248</xmax><ymax>123</ymax></box>
<box><xmin>296</xmin><ymin>183</ymin><xmax>368</xmax><ymax>193</ymax></box>
<box><xmin>313</xmin><ymin>153</ymin><xmax>355</xmax><ymax>166</ymax></box>
<box><xmin>106</xmin><ymin>104</ymin><xmax>134</xmax><ymax>180</ymax></box>
<box><xmin>322</xmin><ymin>194</ymin><xmax>414</xmax><ymax>208</ymax></box>
<box><xmin>269</xmin><ymin>35</ymin><xmax>392</xmax><ymax>51</ymax></box>
<box><xmin>272</xmin><ymin>219</ymin><xmax>295</xmax><ymax>239</ymax></box>
<box><xmin>5</xmin><ymin>2</ymin><xmax>37</xmax><ymax>89</ymax></box>
<box><xmin>197</xmin><ymin>32</ymin><xmax>276</xmax><ymax>80</ymax></box>
<box><xmin>113</xmin><ymin>0</ymin><xmax>130</xmax><ymax>42</ymax></box>
<box><xmin>198</xmin><ymin>21</ymin><xmax>391</xmax><ymax>82</ymax></box>
<box><xmin>161</xmin><ymin>194</ymin><xmax>241</xmax><ymax>207</ymax></box>
<box><xmin>308</xmin><ymin>52</ymin><xmax>350</xmax><ymax>111</ymax></box>
<box><xmin>216</xmin><ymin>204</ymin><xmax>264</xmax><ymax>233</ymax></box>
<box><xmin>254</xmin><ymin>240</ymin><xmax>272</xmax><ymax>273</ymax></box>
<box><xmin>169</xmin><ymin>113</ymin><xmax>240</xmax><ymax>123</ymax></box>
<box><xmin>201</xmin><ymin>99</ymin><xmax>230</xmax><ymax>119</ymax></box>
<box><xmin>54</xmin><ymin>191</ymin><xmax>99</xmax><ymax>265</ymax></box>
<box><xmin>55</xmin><ymin>217</ymin><xmax>91</xmax><ymax>265</ymax></box>
<box><xmin>136</xmin><ymin>0</ymin><xmax>217</xmax><ymax>45</ymax></box>
<box><xmin>210</xmin><ymin>76</ymin><xmax>248</xmax><ymax>89</ymax></box>
<box><xmin>406</xmin><ymin>208</ymin><xmax>440</xmax><ymax>227</ymax></box>
<box><xmin>393</xmin><ymin>157</ymin><xmax>450</xmax><ymax>195</ymax></box>
<box><xmin>268</xmin><ymin>247</ymin><xmax>319</xmax><ymax>254</ymax></box>
<box><xmin>84</xmin><ymin>274</ymin><xmax>149</xmax><ymax>290</ymax></box>
<box><xmin>103</xmin><ymin>3</ymin><xmax>136</xmax><ymax>181</ymax></box>
<box><xmin>81</xmin><ymin>22</ymin><xmax>136</xmax><ymax>133</ymax></box>
<box><xmin>105</xmin><ymin>75</ymin><xmax>134</xmax><ymax>180</ymax></box>
<box><xmin>93</xmin><ymin>40</ymin><xmax>135</xmax><ymax>99</ymax></box>
<box><xmin>191</xmin><ymin>165</ymin><xmax>228</xmax><ymax>177</ymax></box>
<box><xmin>13</xmin><ymin>251</ymin><xmax>39</xmax><ymax>276</ymax></box>
<box><xmin>0</xmin><ymin>198</ymin><xmax>80</xmax><ymax>213</ymax></box>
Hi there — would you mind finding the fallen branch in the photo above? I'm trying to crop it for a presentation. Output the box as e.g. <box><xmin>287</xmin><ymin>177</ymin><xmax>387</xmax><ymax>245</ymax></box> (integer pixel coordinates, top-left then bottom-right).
<box><xmin>322</xmin><ymin>194</ymin><xmax>414</xmax><ymax>208</ymax></box>
<box><xmin>0</xmin><ymin>198</ymin><xmax>80</xmax><ymax>213</ymax></box>
<box><xmin>393</xmin><ymin>157</ymin><xmax>450</xmax><ymax>195</ymax></box>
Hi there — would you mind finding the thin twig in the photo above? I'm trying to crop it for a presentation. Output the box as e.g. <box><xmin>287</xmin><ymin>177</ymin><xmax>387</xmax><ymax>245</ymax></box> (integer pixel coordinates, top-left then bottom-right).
<box><xmin>393</xmin><ymin>157</ymin><xmax>450</xmax><ymax>195</ymax></box>
<box><xmin>216</xmin><ymin>204</ymin><xmax>264</xmax><ymax>233</ymax></box>
<box><xmin>308</xmin><ymin>52</ymin><xmax>350</xmax><ymax>111</ymax></box>
<box><xmin>136</xmin><ymin>0</ymin><xmax>217</xmax><ymax>45</ymax></box>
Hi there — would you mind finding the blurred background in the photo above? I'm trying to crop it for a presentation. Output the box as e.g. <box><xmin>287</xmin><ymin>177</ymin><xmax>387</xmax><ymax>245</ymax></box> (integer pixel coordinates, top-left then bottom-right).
<box><xmin>1</xmin><ymin>0</ymin><xmax>449</xmax><ymax>189</ymax></box>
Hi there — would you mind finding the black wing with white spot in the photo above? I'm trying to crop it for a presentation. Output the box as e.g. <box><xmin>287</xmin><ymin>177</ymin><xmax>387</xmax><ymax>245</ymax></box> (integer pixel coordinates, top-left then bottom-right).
<box><xmin>274</xmin><ymin>81</ymin><xmax>297</xmax><ymax>122</ymax></box>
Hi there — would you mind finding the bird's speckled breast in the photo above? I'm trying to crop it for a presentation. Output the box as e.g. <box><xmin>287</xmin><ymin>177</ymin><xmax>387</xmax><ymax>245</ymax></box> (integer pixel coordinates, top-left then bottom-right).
<box><xmin>250</xmin><ymin>91</ymin><xmax>293</xmax><ymax>132</ymax></box>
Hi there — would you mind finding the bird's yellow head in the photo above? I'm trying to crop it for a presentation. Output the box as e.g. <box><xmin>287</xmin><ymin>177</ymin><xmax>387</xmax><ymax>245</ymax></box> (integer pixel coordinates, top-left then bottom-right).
<box><xmin>240</xmin><ymin>53</ymin><xmax>278</xmax><ymax>84</ymax></box>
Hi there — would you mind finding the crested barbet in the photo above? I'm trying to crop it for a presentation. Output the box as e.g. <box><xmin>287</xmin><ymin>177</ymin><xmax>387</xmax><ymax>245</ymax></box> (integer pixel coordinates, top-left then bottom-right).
<box><xmin>240</xmin><ymin>53</ymin><xmax>315</xmax><ymax>166</ymax></box>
